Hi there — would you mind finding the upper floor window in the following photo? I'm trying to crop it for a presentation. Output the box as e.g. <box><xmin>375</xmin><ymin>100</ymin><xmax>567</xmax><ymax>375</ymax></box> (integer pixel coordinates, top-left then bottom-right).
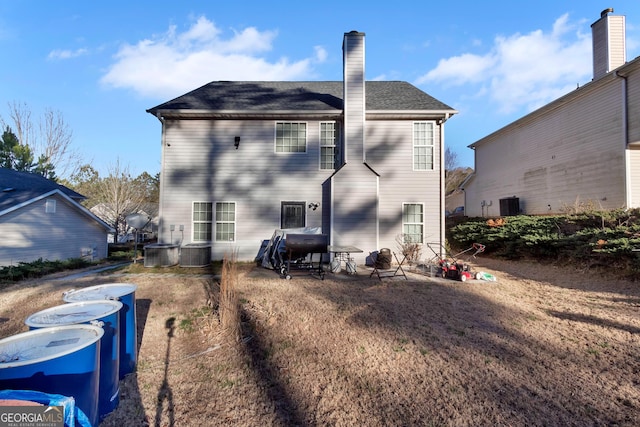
<box><xmin>275</xmin><ymin>122</ymin><xmax>307</xmax><ymax>153</ymax></box>
<box><xmin>215</xmin><ymin>202</ymin><xmax>236</xmax><ymax>242</ymax></box>
<box><xmin>320</xmin><ymin>122</ymin><xmax>336</xmax><ymax>170</ymax></box>
<box><xmin>45</xmin><ymin>199</ymin><xmax>56</xmax><ymax>214</ymax></box>
<box><xmin>193</xmin><ymin>202</ymin><xmax>212</xmax><ymax>241</ymax></box>
<box><xmin>413</xmin><ymin>122</ymin><xmax>434</xmax><ymax>170</ymax></box>
<box><xmin>402</xmin><ymin>203</ymin><xmax>424</xmax><ymax>244</ymax></box>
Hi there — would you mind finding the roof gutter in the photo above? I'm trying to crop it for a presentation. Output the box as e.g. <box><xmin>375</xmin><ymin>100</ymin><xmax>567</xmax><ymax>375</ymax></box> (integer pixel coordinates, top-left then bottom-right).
<box><xmin>440</xmin><ymin>112</ymin><xmax>451</xmax><ymax>258</ymax></box>
<box><xmin>149</xmin><ymin>109</ymin><xmax>341</xmax><ymax>120</ymax></box>
<box><xmin>615</xmin><ymin>70</ymin><xmax>629</xmax><ymax>148</ymax></box>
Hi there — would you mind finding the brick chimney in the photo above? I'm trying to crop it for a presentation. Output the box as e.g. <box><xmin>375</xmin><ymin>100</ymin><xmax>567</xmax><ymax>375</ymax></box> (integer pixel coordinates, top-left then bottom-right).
<box><xmin>591</xmin><ymin>8</ymin><xmax>626</xmax><ymax>80</ymax></box>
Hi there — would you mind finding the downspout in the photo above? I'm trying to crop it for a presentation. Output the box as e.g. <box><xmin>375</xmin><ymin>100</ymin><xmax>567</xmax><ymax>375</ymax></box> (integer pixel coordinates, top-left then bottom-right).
<box><xmin>156</xmin><ymin>112</ymin><xmax>167</xmax><ymax>244</ymax></box>
<box><xmin>439</xmin><ymin>113</ymin><xmax>450</xmax><ymax>258</ymax></box>
<box><xmin>615</xmin><ymin>71</ymin><xmax>630</xmax><ymax>208</ymax></box>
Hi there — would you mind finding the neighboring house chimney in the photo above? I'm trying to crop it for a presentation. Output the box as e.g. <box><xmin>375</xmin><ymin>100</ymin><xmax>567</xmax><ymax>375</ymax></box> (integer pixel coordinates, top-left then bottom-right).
<box><xmin>591</xmin><ymin>8</ymin><xmax>626</xmax><ymax>80</ymax></box>
<box><xmin>342</xmin><ymin>31</ymin><xmax>366</xmax><ymax>163</ymax></box>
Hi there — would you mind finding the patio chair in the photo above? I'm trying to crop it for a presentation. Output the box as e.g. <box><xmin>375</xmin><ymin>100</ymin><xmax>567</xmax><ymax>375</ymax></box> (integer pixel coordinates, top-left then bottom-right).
<box><xmin>370</xmin><ymin>249</ymin><xmax>408</xmax><ymax>281</ymax></box>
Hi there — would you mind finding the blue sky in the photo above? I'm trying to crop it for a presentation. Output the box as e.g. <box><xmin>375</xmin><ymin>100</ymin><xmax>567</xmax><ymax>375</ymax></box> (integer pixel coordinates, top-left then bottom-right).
<box><xmin>1</xmin><ymin>1</ymin><xmax>639</xmax><ymax>178</ymax></box>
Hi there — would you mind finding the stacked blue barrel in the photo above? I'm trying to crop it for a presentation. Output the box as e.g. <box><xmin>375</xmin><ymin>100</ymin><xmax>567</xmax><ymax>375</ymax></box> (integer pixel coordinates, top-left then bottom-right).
<box><xmin>0</xmin><ymin>282</ymin><xmax>138</xmax><ymax>427</ymax></box>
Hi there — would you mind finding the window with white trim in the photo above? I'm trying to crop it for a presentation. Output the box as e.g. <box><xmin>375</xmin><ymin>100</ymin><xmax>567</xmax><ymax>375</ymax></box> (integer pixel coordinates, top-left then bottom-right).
<box><xmin>413</xmin><ymin>122</ymin><xmax>434</xmax><ymax>170</ymax></box>
<box><xmin>215</xmin><ymin>202</ymin><xmax>236</xmax><ymax>242</ymax></box>
<box><xmin>402</xmin><ymin>203</ymin><xmax>424</xmax><ymax>243</ymax></box>
<box><xmin>193</xmin><ymin>202</ymin><xmax>212</xmax><ymax>241</ymax></box>
<box><xmin>320</xmin><ymin>122</ymin><xmax>336</xmax><ymax>170</ymax></box>
<box><xmin>275</xmin><ymin>122</ymin><xmax>307</xmax><ymax>153</ymax></box>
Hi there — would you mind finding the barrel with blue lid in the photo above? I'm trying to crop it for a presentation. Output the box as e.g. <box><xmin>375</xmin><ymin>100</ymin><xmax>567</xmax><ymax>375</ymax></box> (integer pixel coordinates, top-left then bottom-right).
<box><xmin>0</xmin><ymin>324</ymin><xmax>103</xmax><ymax>427</ymax></box>
<box><xmin>63</xmin><ymin>283</ymin><xmax>138</xmax><ymax>378</ymax></box>
<box><xmin>25</xmin><ymin>300</ymin><xmax>123</xmax><ymax>420</ymax></box>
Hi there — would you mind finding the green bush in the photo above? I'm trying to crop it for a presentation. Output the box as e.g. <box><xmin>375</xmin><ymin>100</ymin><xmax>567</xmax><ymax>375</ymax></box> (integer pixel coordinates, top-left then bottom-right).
<box><xmin>0</xmin><ymin>258</ymin><xmax>95</xmax><ymax>285</ymax></box>
<box><xmin>446</xmin><ymin>209</ymin><xmax>640</xmax><ymax>279</ymax></box>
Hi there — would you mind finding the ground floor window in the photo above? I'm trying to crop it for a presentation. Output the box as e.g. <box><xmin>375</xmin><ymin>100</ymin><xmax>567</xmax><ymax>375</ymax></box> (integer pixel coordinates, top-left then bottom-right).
<box><xmin>193</xmin><ymin>202</ymin><xmax>212</xmax><ymax>241</ymax></box>
<box><xmin>402</xmin><ymin>203</ymin><xmax>424</xmax><ymax>243</ymax></box>
<box><xmin>216</xmin><ymin>202</ymin><xmax>236</xmax><ymax>242</ymax></box>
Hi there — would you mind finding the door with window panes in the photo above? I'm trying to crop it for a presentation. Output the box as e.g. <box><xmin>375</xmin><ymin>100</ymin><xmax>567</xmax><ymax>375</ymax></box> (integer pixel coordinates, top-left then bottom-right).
<box><xmin>281</xmin><ymin>202</ymin><xmax>305</xmax><ymax>229</ymax></box>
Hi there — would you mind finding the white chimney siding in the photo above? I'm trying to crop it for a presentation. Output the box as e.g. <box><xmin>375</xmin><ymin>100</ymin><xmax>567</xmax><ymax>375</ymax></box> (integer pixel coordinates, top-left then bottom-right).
<box><xmin>328</xmin><ymin>31</ymin><xmax>380</xmax><ymax>262</ymax></box>
<box><xmin>592</xmin><ymin>9</ymin><xmax>626</xmax><ymax>80</ymax></box>
<box><xmin>342</xmin><ymin>31</ymin><xmax>366</xmax><ymax>163</ymax></box>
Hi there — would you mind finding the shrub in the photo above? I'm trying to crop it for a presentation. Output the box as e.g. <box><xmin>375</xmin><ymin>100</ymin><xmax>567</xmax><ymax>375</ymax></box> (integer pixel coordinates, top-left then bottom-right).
<box><xmin>446</xmin><ymin>210</ymin><xmax>640</xmax><ymax>279</ymax></box>
<box><xmin>0</xmin><ymin>258</ymin><xmax>95</xmax><ymax>285</ymax></box>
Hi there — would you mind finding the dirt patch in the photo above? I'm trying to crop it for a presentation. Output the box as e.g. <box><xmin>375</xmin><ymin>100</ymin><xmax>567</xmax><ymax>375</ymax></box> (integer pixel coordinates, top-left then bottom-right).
<box><xmin>1</xmin><ymin>259</ymin><xmax>639</xmax><ymax>426</ymax></box>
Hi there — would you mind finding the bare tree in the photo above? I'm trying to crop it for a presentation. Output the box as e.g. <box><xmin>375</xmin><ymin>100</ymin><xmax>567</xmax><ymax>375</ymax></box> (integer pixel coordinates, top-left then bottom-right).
<box><xmin>445</xmin><ymin>146</ymin><xmax>458</xmax><ymax>172</ymax></box>
<box><xmin>444</xmin><ymin>147</ymin><xmax>474</xmax><ymax>195</ymax></box>
<box><xmin>0</xmin><ymin>101</ymin><xmax>81</xmax><ymax>179</ymax></box>
<box><xmin>93</xmin><ymin>159</ymin><xmax>147</xmax><ymax>242</ymax></box>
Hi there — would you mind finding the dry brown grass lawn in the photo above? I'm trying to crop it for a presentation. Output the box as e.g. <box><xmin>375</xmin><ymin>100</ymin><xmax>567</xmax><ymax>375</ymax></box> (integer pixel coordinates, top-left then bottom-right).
<box><xmin>1</xmin><ymin>258</ymin><xmax>639</xmax><ymax>426</ymax></box>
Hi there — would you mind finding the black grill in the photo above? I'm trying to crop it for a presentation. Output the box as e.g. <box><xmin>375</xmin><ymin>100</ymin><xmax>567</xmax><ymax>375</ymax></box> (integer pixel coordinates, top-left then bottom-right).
<box><xmin>284</xmin><ymin>234</ymin><xmax>328</xmax><ymax>257</ymax></box>
<box><xmin>281</xmin><ymin>234</ymin><xmax>328</xmax><ymax>280</ymax></box>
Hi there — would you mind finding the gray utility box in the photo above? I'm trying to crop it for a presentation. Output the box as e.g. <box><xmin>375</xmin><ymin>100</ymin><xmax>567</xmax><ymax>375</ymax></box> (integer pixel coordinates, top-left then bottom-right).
<box><xmin>144</xmin><ymin>243</ymin><xmax>179</xmax><ymax>267</ymax></box>
<box><xmin>179</xmin><ymin>243</ymin><xmax>212</xmax><ymax>267</ymax></box>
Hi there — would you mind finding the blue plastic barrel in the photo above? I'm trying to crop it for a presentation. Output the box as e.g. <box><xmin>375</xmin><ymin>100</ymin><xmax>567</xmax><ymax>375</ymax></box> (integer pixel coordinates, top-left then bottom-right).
<box><xmin>0</xmin><ymin>324</ymin><xmax>103</xmax><ymax>427</ymax></box>
<box><xmin>63</xmin><ymin>283</ymin><xmax>138</xmax><ymax>378</ymax></box>
<box><xmin>25</xmin><ymin>300</ymin><xmax>123</xmax><ymax>420</ymax></box>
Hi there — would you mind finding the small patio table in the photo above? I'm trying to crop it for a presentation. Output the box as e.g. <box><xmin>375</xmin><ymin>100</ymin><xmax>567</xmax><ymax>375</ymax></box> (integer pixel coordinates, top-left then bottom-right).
<box><xmin>328</xmin><ymin>245</ymin><xmax>363</xmax><ymax>275</ymax></box>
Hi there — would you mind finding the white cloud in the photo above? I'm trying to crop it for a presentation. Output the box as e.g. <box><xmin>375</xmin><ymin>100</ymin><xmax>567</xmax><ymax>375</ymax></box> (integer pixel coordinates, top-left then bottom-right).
<box><xmin>314</xmin><ymin>46</ymin><xmax>328</xmax><ymax>62</ymax></box>
<box><xmin>47</xmin><ymin>48</ymin><xmax>88</xmax><ymax>60</ymax></box>
<box><xmin>416</xmin><ymin>13</ymin><xmax>592</xmax><ymax>114</ymax></box>
<box><xmin>101</xmin><ymin>16</ymin><xmax>321</xmax><ymax>99</ymax></box>
<box><xmin>416</xmin><ymin>53</ymin><xmax>496</xmax><ymax>86</ymax></box>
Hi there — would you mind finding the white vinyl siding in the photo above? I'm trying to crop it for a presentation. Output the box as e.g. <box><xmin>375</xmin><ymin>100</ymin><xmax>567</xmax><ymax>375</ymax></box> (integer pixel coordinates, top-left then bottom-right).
<box><xmin>364</xmin><ymin>119</ymin><xmax>441</xmax><ymax>257</ymax></box>
<box><xmin>158</xmin><ymin>114</ymin><xmax>445</xmax><ymax>263</ymax></box>
<box><xmin>413</xmin><ymin>122</ymin><xmax>434</xmax><ymax>170</ymax></box>
<box><xmin>275</xmin><ymin>122</ymin><xmax>307</xmax><ymax>153</ymax></box>
<box><xmin>192</xmin><ymin>202</ymin><xmax>212</xmax><ymax>241</ymax></box>
<box><xmin>466</xmin><ymin>79</ymin><xmax>626</xmax><ymax>216</ymax></box>
<box><xmin>159</xmin><ymin>119</ymin><xmax>333</xmax><ymax>261</ymax></box>
<box><xmin>215</xmin><ymin>202</ymin><xmax>236</xmax><ymax>242</ymax></box>
<box><xmin>320</xmin><ymin>122</ymin><xmax>336</xmax><ymax>170</ymax></box>
<box><xmin>402</xmin><ymin>203</ymin><xmax>424</xmax><ymax>243</ymax></box>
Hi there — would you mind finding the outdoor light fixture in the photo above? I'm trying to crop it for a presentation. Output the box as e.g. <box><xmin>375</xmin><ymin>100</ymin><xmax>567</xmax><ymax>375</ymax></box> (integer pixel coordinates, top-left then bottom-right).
<box><xmin>234</xmin><ymin>136</ymin><xmax>241</xmax><ymax>149</ymax></box>
<box><xmin>308</xmin><ymin>202</ymin><xmax>320</xmax><ymax>211</ymax></box>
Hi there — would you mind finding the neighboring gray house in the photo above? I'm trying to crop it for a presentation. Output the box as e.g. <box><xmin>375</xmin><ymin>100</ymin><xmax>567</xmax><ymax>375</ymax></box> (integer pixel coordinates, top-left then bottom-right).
<box><xmin>0</xmin><ymin>168</ymin><xmax>113</xmax><ymax>266</ymax></box>
<box><xmin>464</xmin><ymin>9</ymin><xmax>640</xmax><ymax>217</ymax></box>
<box><xmin>147</xmin><ymin>31</ymin><xmax>457</xmax><ymax>264</ymax></box>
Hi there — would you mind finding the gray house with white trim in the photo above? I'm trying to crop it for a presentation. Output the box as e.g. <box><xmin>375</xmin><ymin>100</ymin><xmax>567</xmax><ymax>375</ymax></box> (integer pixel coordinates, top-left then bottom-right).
<box><xmin>147</xmin><ymin>31</ymin><xmax>457</xmax><ymax>264</ymax></box>
<box><xmin>0</xmin><ymin>168</ymin><xmax>113</xmax><ymax>266</ymax></box>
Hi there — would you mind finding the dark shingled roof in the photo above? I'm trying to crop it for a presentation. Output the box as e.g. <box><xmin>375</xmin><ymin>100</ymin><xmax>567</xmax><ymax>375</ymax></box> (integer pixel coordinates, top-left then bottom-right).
<box><xmin>147</xmin><ymin>81</ymin><xmax>455</xmax><ymax>114</ymax></box>
<box><xmin>0</xmin><ymin>168</ymin><xmax>85</xmax><ymax>213</ymax></box>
